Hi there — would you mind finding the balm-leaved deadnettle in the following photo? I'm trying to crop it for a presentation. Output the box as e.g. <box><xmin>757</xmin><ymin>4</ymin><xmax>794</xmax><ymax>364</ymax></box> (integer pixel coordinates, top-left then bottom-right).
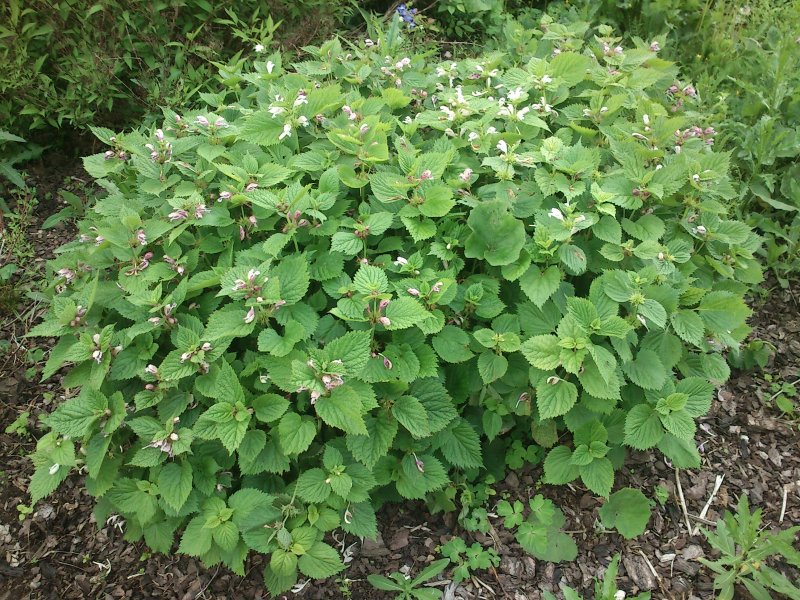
<box><xmin>27</xmin><ymin>13</ymin><xmax>761</xmax><ymax>594</ymax></box>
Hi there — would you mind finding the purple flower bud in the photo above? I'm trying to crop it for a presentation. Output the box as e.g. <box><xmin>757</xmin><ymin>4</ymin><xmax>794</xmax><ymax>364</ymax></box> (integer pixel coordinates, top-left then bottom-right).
<box><xmin>104</xmin><ymin>150</ymin><xmax>115</xmax><ymax>160</ymax></box>
<box><xmin>155</xmin><ymin>129</ymin><xmax>164</xmax><ymax>141</ymax></box>
<box><xmin>379</xmin><ymin>299</ymin><xmax>390</xmax><ymax>311</ymax></box>
<box><xmin>379</xmin><ymin>316</ymin><xmax>391</xmax><ymax>327</ymax></box>
<box><xmin>240</xmin><ymin>225</ymin><xmax>246</xmax><ymax>241</ymax></box>
<box><xmin>244</xmin><ymin>307</ymin><xmax>256</xmax><ymax>324</ymax></box>
<box><xmin>431</xmin><ymin>281</ymin><xmax>443</xmax><ymax>293</ymax></box>
<box><xmin>145</xmin><ymin>364</ymin><xmax>158</xmax><ymax>375</ymax></box>
<box><xmin>201</xmin><ymin>342</ymin><xmax>212</xmax><ymax>352</ymax></box>
<box><xmin>245</xmin><ymin>182</ymin><xmax>259</xmax><ymax>192</ymax></box>
<box><xmin>415</xmin><ymin>456</ymin><xmax>425</xmax><ymax>473</ymax></box>
<box><xmin>420</xmin><ymin>169</ymin><xmax>432</xmax><ymax>180</ymax></box>
<box><xmin>136</xmin><ymin>229</ymin><xmax>147</xmax><ymax>246</ymax></box>
<box><xmin>218</xmin><ymin>191</ymin><xmax>232</xmax><ymax>201</ymax></box>
<box><xmin>196</xmin><ymin>116</ymin><xmax>210</xmax><ymax>127</ymax></box>
<box><xmin>383</xmin><ymin>356</ymin><xmax>393</xmax><ymax>369</ymax></box>
<box><xmin>169</xmin><ymin>209</ymin><xmax>189</xmax><ymax>221</ymax></box>
<box><xmin>195</xmin><ymin>204</ymin><xmax>210</xmax><ymax>219</ymax></box>
<box><xmin>214</xmin><ymin>117</ymin><xmax>227</xmax><ymax>128</ymax></box>
<box><xmin>407</xmin><ymin>288</ymin><xmax>421</xmax><ymax>296</ymax></box>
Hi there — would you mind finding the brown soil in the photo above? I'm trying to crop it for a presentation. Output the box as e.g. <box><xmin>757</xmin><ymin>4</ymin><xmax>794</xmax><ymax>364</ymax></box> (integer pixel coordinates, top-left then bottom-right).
<box><xmin>1</xmin><ymin>157</ymin><xmax>799</xmax><ymax>600</ymax></box>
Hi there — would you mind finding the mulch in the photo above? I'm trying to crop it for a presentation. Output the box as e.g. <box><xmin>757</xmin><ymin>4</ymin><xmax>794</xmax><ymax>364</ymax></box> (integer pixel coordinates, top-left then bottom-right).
<box><xmin>1</xmin><ymin>157</ymin><xmax>798</xmax><ymax>600</ymax></box>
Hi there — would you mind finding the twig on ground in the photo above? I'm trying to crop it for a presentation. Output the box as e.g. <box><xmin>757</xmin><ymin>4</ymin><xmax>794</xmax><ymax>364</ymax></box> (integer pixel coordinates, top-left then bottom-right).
<box><xmin>693</xmin><ymin>474</ymin><xmax>724</xmax><ymax>535</ymax></box>
<box><xmin>674</xmin><ymin>469</ymin><xmax>693</xmax><ymax>533</ymax></box>
<box><xmin>780</xmin><ymin>485</ymin><xmax>789</xmax><ymax>523</ymax></box>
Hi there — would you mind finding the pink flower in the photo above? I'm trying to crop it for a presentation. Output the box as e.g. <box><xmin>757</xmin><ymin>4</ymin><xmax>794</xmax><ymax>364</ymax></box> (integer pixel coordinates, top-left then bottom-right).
<box><xmin>196</xmin><ymin>116</ymin><xmax>210</xmax><ymax>127</ymax></box>
<box><xmin>218</xmin><ymin>191</ymin><xmax>232</xmax><ymax>201</ymax></box>
<box><xmin>379</xmin><ymin>316</ymin><xmax>391</xmax><ymax>327</ymax></box>
<box><xmin>245</xmin><ymin>182</ymin><xmax>259</xmax><ymax>192</ymax></box>
<box><xmin>407</xmin><ymin>288</ymin><xmax>421</xmax><ymax>297</ymax></box>
<box><xmin>244</xmin><ymin>307</ymin><xmax>256</xmax><ymax>324</ymax></box>
<box><xmin>195</xmin><ymin>204</ymin><xmax>210</xmax><ymax>219</ymax></box>
<box><xmin>136</xmin><ymin>229</ymin><xmax>147</xmax><ymax>246</ymax></box>
<box><xmin>459</xmin><ymin>168</ymin><xmax>473</xmax><ymax>182</ymax></box>
<box><xmin>169</xmin><ymin>209</ymin><xmax>189</xmax><ymax>221</ymax></box>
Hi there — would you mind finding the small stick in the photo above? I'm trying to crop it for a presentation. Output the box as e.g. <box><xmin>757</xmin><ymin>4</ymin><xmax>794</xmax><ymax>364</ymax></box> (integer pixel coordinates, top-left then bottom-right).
<box><xmin>693</xmin><ymin>474</ymin><xmax>724</xmax><ymax>535</ymax></box>
<box><xmin>688</xmin><ymin>514</ymin><xmax>717</xmax><ymax>526</ymax></box>
<box><xmin>779</xmin><ymin>486</ymin><xmax>788</xmax><ymax>523</ymax></box>
<box><xmin>675</xmin><ymin>469</ymin><xmax>693</xmax><ymax>533</ymax></box>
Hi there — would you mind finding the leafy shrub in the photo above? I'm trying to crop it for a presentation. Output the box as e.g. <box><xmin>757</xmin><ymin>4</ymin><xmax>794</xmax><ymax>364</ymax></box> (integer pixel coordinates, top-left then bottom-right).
<box><xmin>582</xmin><ymin>0</ymin><xmax>800</xmax><ymax>286</ymax></box>
<box><xmin>27</xmin><ymin>11</ymin><xmax>761</xmax><ymax>594</ymax></box>
<box><xmin>700</xmin><ymin>494</ymin><xmax>800</xmax><ymax>600</ymax></box>
<box><xmin>0</xmin><ymin>0</ymin><xmax>349</xmax><ymax>133</ymax></box>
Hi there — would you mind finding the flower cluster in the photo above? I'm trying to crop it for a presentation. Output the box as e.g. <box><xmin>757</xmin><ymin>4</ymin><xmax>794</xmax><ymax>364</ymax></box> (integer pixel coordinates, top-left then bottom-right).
<box><xmin>395</xmin><ymin>3</ymin><xmax>418</xmax><ymax>29</ymax></box>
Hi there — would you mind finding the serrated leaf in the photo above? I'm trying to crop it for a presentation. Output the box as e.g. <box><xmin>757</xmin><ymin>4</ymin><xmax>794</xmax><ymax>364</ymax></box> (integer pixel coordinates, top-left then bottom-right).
<box><xmin>478</xmin><ymin>351</ymin><xmax>508</xmax><ymax>383</ymax></box>
<box><xmin>158</xmin><ymin>461</ymin><xmax>192</xmax><ymax>512</ymax></box>
<box><xmin>316</xmin><ymin>385</ymin><xmax>367</xmax><ymax>435</ymax></box>
<box><xmin>435</xmin><ymin>419</ymin><xmax>482</xmax><ymax>469</ymax></box>
<box><xmin>519</xmin><ymin>265</ymin><xmax>561</xmax><ymax>308</ymax></box>
<box><xmin>298</xmin><ymin>542</ymin><xmax>344</xmax><ymax>579</ymax></box>
<box><xmin>536</xmin><ymin>378</ymin><xmax>578</xmax><ymax>419</ymax></box>
<box><xmin>392</xmin><ymin>395</ymin><xmax>430</xmax><ymax>438</ymax></box>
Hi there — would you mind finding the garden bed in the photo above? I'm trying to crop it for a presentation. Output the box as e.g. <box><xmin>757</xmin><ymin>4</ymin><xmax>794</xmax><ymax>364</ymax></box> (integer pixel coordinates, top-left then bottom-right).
<box><xmin>1</xmin><ymin>159</ymin><xmax>798</xmax><ymax>599</ymax></box>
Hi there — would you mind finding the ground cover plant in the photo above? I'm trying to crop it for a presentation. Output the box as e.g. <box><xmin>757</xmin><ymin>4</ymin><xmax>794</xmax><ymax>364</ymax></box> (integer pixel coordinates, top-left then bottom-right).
<box><xmin>23</xmin><ymin>8</ymin><xmax>766</xmax><ymax>596</ymax></box>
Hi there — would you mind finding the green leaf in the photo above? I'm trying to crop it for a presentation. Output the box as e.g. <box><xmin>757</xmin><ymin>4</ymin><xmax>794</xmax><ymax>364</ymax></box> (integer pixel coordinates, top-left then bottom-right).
<box><xmin>536</xmin><ymin>378</ymin><xmax>578</xmax><ymax>419</ymax></box>
<box><xmin>278</xmin><ymin>412</ymin><xmax>316</xmax><ymax>454</ymax></box>
<box><xmin>324</xmin><ymin>330</ymin><xmax>372</xmax><ymax>376</ymax></box>
<box><xmin>384</xmin><ymin>297</ymin><xmax>429</xmax><ymax>330</ymax></box>
<box><xmin>544</xmin><ymin>446</ymin><xmax>579</xmax><ymax>485</ymax></box>
<box><xmin>418</xmin><ymin>185</ymin><xmax>455</xmax><ymax>217</ymax></box>
<box><xmin>298</xmin><ymin>542</ymin><xmax>345</xmax><ymax>579</ymax></box>
<box><xmin>435</xmin><ymin>419</ymin><xmax>482</xmax><ymax>469</ymax></box>
<box><xmin>521</xmin><ymin>335</ymin><xmax>561</xmax><ymax>370</ymax></box>
<box><xmin>295</xmin><ymin>468</ymin><xmax>331</xmax><ymax>503</ymax></box>
<box><xmin>347</xmin><ymin>413</ymin><xmax>398</xmax><ymax>468</ymax></box>
<box><xmin>579</xmin><ymin>457</ymin><xmax>614</xmax><ymax>497</ymax></box>
<box><xmin>671</xmin><ymin>310</ymin><xmax>705</xmax><ymax>346</ymax></box>
<box><xmin>624</xmin><ymin>404</ymin><xmax>665</xmax><ymax>450</ymax></box>
<box><xmin>47</xmin><ymin>388</ymin><xmax>107</xmax><ymax>438</ymax></box>
<box><xmin>478</xmin><ymin>351</ymin><xmax>508</xmax><ymax>383</ymax></box>
<box><xmin>622</xmin><ymin>349</ymin><xmax>667</xmax><ymax>390</ymax></box>
<box><xmin>178</xmin><ymin>515</ymin><xmax>213</xmax><ymax>556</ymax></box>
<box><xmin>158</xmin><ymin>461</ymin><xmax>192</xmax><ymax>512</ymax></box>
<box><xmin>432</xmin><ymin>325</ymin><xmax>474</xmax><ymax>363</ymax></box>
<box><xmin>464</xmin><ymin>200</ymin><xmax>526</xmax><ymax>266</ymax></box>
<box><xmin>252</xmin><ymin>394</ymin><xmax>290</xmax><ymax>423</ymax></box>
<box><xmin>353</xmin><ymin>264</ymin><xmax>388</xmax><ymax>295</ymax></box>
<box><xmin>599</xmin><ymin>488</ymin><xmax>652</xmax><ymax>539</ymax></box>
<box><xmin>519</xmin><ymin>265</ymin><xmax>561</xmax><ymax>308</ymax></box>
<box><xmin>316</xmin><ymin>385</ymin><xmax>367</xmax><ymax>435</ymax></box>
<box><xmin>660</xmin><ymin>409</ymin><xmax>696</xmax><ymax>440</ymax></box>
<box><xmin>392</xmin><ymin>395</ymin><xmax>430</xmax><ymax>438</ymax></box>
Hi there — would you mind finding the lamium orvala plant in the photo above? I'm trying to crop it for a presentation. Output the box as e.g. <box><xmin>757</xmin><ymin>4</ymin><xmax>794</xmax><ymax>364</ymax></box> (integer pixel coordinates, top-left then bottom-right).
<box><xmin>26</xmin><ymin>12</ymin><xmax>762</xmax><ymax>595</ymax></box>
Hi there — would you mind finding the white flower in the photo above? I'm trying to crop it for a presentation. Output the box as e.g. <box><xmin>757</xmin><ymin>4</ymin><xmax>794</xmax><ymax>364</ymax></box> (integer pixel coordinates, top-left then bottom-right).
<box><xmin>293</xmin><ymin>93</ymin><xmax>308</xmax><ymax>107</ymax></box>
<box><xmin>393</xmin><ymin>256</ymin><xmax>408</xmax><ymax>266</ymax></box>
<box><xmin>297</xmin><ymin>116</ymin><xmax>309</xmax><ymax>127</ymax></box>
<box><xmin>468</xmin><ymin>132</ymin><xmax>479</xmax><ymax>142</ymax></box>
<box><xmin>365</xmin><ymin>38</ymin><xmax>374</xmax><ymax>47</ymax></box>
<box><xmin>486</xmin><ymin>126</ymin><xmax>497</xmax><ymax>135</ymax></box>
<box><xmin>279</xmin><ymin>123</ymin><xmax>292</xmax><ymax>141</ymax></box>
<box><xmin>574</xmin><ymin>214</ymin><xmax>586</xmax><ymax>224</ymax></box>
<box><xmin>508</xmin><ymin>87</ymin><xmax>524</xmax><ymax>102</ymax></box>
<box><xmin>694</xmin><ymin>225</ymin><xmax>707</xmax><ymax>235</ymax></box>
<box><xmin>549</xmin><ymin>208</ymin><xmax>565</xmax><ymax>221</ymax></box>
<box><xmin>254</xmin><ymin>44</ymin><xmax>265</xmax><ymax>53</ymax></box>
<box><xmin>496</xmin><ymin>140</ymin><xmax>509</xmax><ymax>154</ymax></box>
<box><xmin>542</xmin><ymin>74</ymin><xmax>552</xmax><ymax>84</ymax></box>
<box><xmin>440</xmin><ymin>106</ymin><xmax>456</xmax><ymax>121</ymax></box>
<box><xmin>395</xmin><ymin>57</ymin><xmax>411</xmax><ymax>71</ymax></box>
<box><xmin>49</xmin><ymin>463</ymin><xmax>60</xmax><ymax>475</ymax></box>
<box><xmin>459</xmin><ymin>168</ymin><xmax>473</xmax><ymax>182</ymax></box>
<box><xmin>244</xmin><ymin>307</ymin><xmax>256</xmax><ymax>324</ymax></box>
<box><xmin>266</xmin><ymin>61</ymin><xmax>275</xmax><ymax>73</ymax></box>
<box><xmin>403</xmin><ymin>116</ymin><xmax>412</xmax><ymax>124</ymax></box>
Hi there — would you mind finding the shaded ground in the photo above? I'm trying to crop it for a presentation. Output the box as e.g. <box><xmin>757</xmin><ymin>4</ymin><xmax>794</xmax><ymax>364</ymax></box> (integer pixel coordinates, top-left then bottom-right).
<box><xmin>1</xmin><ymin>157</ymin><xmax>799</xmax><ymax>599</ymax></box>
